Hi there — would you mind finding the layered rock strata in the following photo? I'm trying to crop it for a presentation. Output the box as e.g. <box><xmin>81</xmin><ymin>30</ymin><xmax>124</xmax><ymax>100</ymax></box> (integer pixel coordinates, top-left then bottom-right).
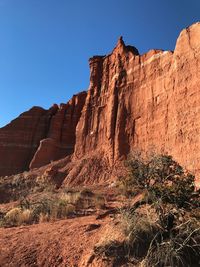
<box><xmin>74</xmin><ymin>23</ymin><xmax>200</xmax><ymax>184</ymax></box>
<box><xmin>0</xmin><ymin>22</ymin><xmax>200</xmax><ymax>185</ymax></box>
<box><xmin>0</xmin><ymin>92</ymin><xmax>86</xmax><ymax>176</ymax></box>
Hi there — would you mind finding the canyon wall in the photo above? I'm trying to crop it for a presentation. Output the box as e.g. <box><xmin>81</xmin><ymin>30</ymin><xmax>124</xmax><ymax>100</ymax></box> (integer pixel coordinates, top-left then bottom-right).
<box><xmin>0</xmin><ymin>92</ymin><xmax>86</xmax><ymax>176</ymax></box>
<box><xmin>30</xmin><ymin>92</ymin><xmax>86</xmax><ymax>169</ymax></box>
<box><xmin>0</xmin><ymin>22</ymin><xmax>200</xmax><ymax>184</ymax></box>
<box><xmin>73</xmin><ymin>22</ymin><xmax>200</xmax><ymax>184</ymax></box>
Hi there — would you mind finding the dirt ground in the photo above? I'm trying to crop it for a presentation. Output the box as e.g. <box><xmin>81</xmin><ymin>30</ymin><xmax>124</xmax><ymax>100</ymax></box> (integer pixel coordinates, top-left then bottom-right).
<box><xmin>0</xmin><ymin>214</ymin><xmax>111</xmax><ymax>267</ymax></box>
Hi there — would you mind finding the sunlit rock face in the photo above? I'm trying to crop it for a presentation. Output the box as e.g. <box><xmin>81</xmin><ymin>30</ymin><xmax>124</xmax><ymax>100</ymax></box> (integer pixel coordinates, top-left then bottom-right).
<box><xmin>0</xmin><ymin>22</ymin><xmax>200</xmax><ymax>186</ymax></box>
<box><xmin>74</xmin><ymin>22</ymin><xmax>200</xmax><ymax>185</ymax></box>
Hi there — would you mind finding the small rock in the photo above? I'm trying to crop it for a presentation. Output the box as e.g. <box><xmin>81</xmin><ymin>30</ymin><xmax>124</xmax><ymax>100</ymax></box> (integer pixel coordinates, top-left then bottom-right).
<box><xmin>85</xmin><ymin>224</ymin><xmax>101</xmax><ymax>232</ymax></box>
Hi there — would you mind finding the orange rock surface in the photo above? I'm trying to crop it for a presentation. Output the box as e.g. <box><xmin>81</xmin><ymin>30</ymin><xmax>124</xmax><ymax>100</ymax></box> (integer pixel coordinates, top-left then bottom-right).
<box><xmin>0</xmin><ymin>22</ymin><xmax>200</xmax><ymax>186</ymax></box>
<box><xmin>74</xmin><ymin>22</ymin><xmax>200</xmax><ymax>185</ymax></box>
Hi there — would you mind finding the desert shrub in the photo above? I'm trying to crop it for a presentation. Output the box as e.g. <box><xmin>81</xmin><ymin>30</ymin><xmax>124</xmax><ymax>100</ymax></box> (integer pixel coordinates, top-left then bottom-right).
<box><xmin>17</xmin><ymin>209</ymin><xmax>33</xmax><ymax>225</ymax></box>
<box><xmin>3</xmin><ymin>208</ymin><xmax>22</xmax><ymax>226</ymax></box>
<box><xmin>94</xmin><ymin>207</ymin><xmax>157</xmax><ymax>263</ymax></box>
<box><xmin>60</xmin><ymin>190</ymin><xmax>105</xmax><ymax>210</ymax></box>
<box><xmin>3</xmin><ymin>207</ymin><xmax>33</xmax><ymax>227</ymax></box>
<box><xmin>124</xmin><ymin>152</ymin><xmax>196</xmax><ymax>208</ymax></box>
<box><xmin>80</xmin><ymin>188</ymin><xmax>94</xmax><ymax>197</ymax></box>
<box><xmin>60</xmin><ymin>192</ymin><xmax>81</xmax><ymax>206</ymax></box>
<box><xmin>30</xmin><ymin>197</ymin><xmax>76</xmax><ymax>222</ymax></box>
<box><xmin>95</xmin><ymin>207</ymin><xmax>200</xmax><ymax>266</ymax></box>
<box><xmin>39</xmin><ymin>213</ymin><xmax>49</xmax><ymax>223</ymax></box>
<box><xmin>119</xmin><ymin>208</ymin><xmax>160</xmax><ymax>259</ymax></box>
<box><xmin>31</xmin><ymin>198</ymin><xmax>53</xmax><ymax>222</ymax></box>
<box><xmin>144</xmin><ymin>219</ymin><xmax>200</xmax><ymax>267</ymax></box>
<box><xmin>1</xmin><ymin>188</ymin><xmax>105</xmax><ymax>228</ymax></box>
<box><xmin>50</xmin><ymin>200</ymin><xmax>75</xmax><ymax>219</ymax></box>
<box><xmin>0</xmin><ymin>174</ymin><xmax>39</xmax><ymax>203</ymax></box>
<box><xmin>93</xmin><ymin>195</ymin><xmax>106</xmax><ymax>209</ymax></box>
<box><xmin>93</xmin><ymin>153</ymin><xmax>199</xmax><ymax>265</ymax></box>
<box><xmin>2</xmin><ymin>198</ymin><xmax>76</xmax><ymax>227</ymax></box>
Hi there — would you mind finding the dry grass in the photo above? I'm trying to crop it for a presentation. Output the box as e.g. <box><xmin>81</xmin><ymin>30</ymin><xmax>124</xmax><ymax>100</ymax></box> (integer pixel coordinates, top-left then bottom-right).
<box><xmin>3</xmin><ymin>207</ymin><xmax>33</xmax><ymax>227</ymax></box>
<box><xmin>39</xmin><ymin>213</ymin><xmax>49</xmax><ymax>223</ymax></box>
<box><xmin>94</xmin><ymin>204</ymin><xmax>200</xmax><ymax>266</ymax></box>
<box><xmin>18</xmin><ymin>209</ymin><xmax>33</xmax><ymax>225</ymax></box>
<box><xmin>93</xmin><ymin>153</ymin><xmax>199</xmax><ymax>265</ymax></box>
<box><xmin>50</xmin><ymin>201</ymin><xmax>75</xmax><ymax>220</ymax></box>
<box><xmin>143</xmin><ymin>219</ymin><xmax>200</xmax><ymax>267</ymax></box>
<box><xmin>0</xmin><ymin>188</ymin><xmax>106</xmax><ymax>228</ymax></box>
<box><xmin>60</xmin><ymin>190</ymin><xmax>105</xmax><ymax>210</ymax></box>
<box><xmin>60</xmin><ymin>192</ymin><xmax>81</xmax><ymax>205</ymax></box>
<box><xmin>3</xmin><ymin>208</ymin><xmax>22</xmax><ymax>226</ymax></box>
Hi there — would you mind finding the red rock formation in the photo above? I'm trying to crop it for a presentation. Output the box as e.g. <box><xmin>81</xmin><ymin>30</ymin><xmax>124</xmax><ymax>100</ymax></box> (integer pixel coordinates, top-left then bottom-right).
<box><xmin>30</xmin><ymin>92</ymin><xmax>86</xmax><ymax>169</ymax></box>
<box><xmin>0</xmin><ymin>92</ymin><xmax>86</xmax><ymax>176</ymax></box>
<box><xmin>0</xmin><ymin>107</ymin><xmax>54</xmax><ymax>176</ymax></box>
<box><xmin>0</xmin><ymin>22</ymin><xmax>200</xmax><ymax>186</ymax></box>
<box><xmin>73</xmin><ymin>22</ymin><xmax>200</xmax><ymax>185</ymax></box>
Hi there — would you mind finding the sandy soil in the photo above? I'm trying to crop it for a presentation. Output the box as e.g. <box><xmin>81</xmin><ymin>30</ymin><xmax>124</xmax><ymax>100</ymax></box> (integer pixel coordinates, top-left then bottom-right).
<box><xmin>0</xmin><ymin>214</ymin><xmax>111</xmax><ymax>267</ymax></box>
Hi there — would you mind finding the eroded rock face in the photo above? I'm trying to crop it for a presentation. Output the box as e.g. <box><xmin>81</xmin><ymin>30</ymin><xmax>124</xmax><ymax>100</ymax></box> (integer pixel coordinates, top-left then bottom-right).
<box><xmin>73</xmin><ymin>22</ymin><xmax>200</xmax><ymax>184</ymax></box>
<box><xmin>0</xmin><ymin>92</ymin><xmax>86</xmax><ymax>176</ymax></box>
<box><xmin>0</xmin><ymin>107</ymin><xmax>53</xmax><ymax>176</ymax></box>
<box><xmin>0</xmin><ymin>22</ymin><xmax>200</xmax><ymax>185</ymax></box>
<box><xmin>30</xmin><ymin>92</ymin><xmax>86</xmax><ymax>169</ymax></box>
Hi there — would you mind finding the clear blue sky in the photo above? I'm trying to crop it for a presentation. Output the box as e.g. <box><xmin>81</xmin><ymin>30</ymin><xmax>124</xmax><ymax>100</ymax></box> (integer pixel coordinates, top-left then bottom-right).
<box><xmin>0</xmin><ymin>0</ymin><xmax>199</xmax><ymax>127</ymax></box>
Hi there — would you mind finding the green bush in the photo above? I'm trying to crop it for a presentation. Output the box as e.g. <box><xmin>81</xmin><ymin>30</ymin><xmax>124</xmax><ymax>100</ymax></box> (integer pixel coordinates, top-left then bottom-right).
<box><xmin>124</xmin><ymin>153</ymin><xmax>196</xmax><ymax>208</ymax></box>
<box><xmin>93</xmin><ymin>153</ymin><xmax>200</xmax><ymax>266</ymax></box>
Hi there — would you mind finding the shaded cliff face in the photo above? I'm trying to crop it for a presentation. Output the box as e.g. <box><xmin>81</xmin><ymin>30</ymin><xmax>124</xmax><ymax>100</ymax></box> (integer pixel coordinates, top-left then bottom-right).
<box><xmin>30</xmin><ymin>92</ymin><xmax>86</xmax><ymax>169</ymax></box>
<box><xmin>0</xmin><ymin>92</ymin><xmax>86</xmax><ymax>176</ymax></box>
<box><xmin>0</xmin><ymin>107</ymin><xmax>52</xmax><ymax>176</ymax></box>
<box><xmin>0</xmin><ymin>22</ymin><xmax>200</xmax><ymax>185</ymax></box>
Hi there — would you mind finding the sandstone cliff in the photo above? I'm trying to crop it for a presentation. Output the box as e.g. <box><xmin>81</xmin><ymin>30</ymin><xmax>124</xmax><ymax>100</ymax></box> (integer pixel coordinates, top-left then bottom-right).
<box><xmin>72</xmin><ymin>22</ymin><xmax>200</xmax><ymax>185</ymax></box>
<box><xmin>0</xmin><ymin>92</ymin><xmax>86</xmax><ymax>176</ymax></box>
<box><xmin>0</xmin><ymin>22</ymin><xmax>200</xmax><ymax>186</ymax></box>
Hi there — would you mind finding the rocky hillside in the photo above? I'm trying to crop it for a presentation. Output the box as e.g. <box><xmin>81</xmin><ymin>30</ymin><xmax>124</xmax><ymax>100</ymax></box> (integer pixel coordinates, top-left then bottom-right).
<box><xmin>0</xmin><ymin>22</ymin><xmax>200</xmax><ymax>186</ymax></box>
